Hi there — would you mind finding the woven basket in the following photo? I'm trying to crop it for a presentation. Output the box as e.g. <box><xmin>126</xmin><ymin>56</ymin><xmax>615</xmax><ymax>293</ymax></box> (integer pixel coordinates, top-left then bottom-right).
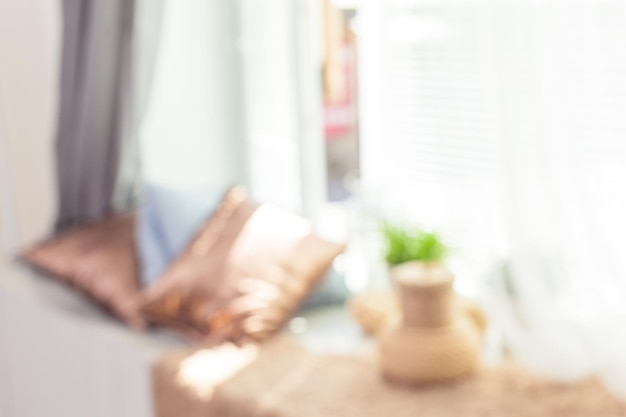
<box><xmin>379</xmin><ymin>316</ymin><xmax>482</xmax><ymax>384</ymax></box>
<box><xmin>349</xmin><ymin>292</ymin><xmax>486</xmax><ymax>336</ymax></box>
<box><xmin>377</xmin><ymin>262</ymin><xmax>484</xmax><ymax>384</ymax></box>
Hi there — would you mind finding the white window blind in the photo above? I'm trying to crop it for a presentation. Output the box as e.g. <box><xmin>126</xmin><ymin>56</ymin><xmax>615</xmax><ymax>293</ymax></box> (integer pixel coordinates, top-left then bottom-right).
<box><xmin>358</xmin><ymin>0</ymin><xmax>626</xmax><ymax>282</ymax></box>
<box><xmin>358</xmin><ymin>0</ymin><xmax>505</xmax><ymax>281</ymax></box>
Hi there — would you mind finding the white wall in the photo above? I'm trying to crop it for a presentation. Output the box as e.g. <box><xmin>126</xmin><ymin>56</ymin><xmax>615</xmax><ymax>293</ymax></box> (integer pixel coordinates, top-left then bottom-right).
<box><xmin>0</xmin><ymin>217</ymin><xmax>5</xmax><ymax>266</ymax></box>
<box><xmin>0</xmin><ymin>0</ymin><xmax>60</xmax><ymax>253</ymax></box>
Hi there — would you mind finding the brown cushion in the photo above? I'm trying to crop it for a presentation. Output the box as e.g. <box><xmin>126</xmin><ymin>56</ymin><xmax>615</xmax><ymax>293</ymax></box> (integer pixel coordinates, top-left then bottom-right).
<box><xmin>141</xmin><ymin>186</ymin><xmax>346</xmax><ymax>345</ymax></box>
<box><xmin>21</xmin><ymin>214</ymin><xmax>145</xmax><ymax>328</ymax></box>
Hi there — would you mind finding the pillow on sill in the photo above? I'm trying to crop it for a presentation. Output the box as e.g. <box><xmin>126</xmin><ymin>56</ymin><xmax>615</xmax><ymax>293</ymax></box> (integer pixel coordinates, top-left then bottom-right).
<box><xmin>137</xmin><ymin>183</ymin><xmax>223</xmax><ymax>286</ymax></box>
<box><xmin>21</xmin><ymin>214</ymin><xmax>145</xmax><ymax>328</ymax></box>
<box><xmin>140</xmin><ymin>186</ymin><xmax>346</xmax><ymax>345</ymax></box>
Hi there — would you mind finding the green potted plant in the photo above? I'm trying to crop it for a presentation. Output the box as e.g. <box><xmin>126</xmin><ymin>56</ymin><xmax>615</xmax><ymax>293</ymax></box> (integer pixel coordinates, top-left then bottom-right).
<box><xmin>382</xmin><ymin>222</ymin><xmax>448</xmax><ymax>267</ymax></box>
<box><xmin>378</xmin><ymin>222</ymin><xmax>482</xmax><ymax>384</ymax></box>
<box><xmin>381</xmin><ymin>222</ymin><xmax>452</xmax><ymax>327</ymax></box>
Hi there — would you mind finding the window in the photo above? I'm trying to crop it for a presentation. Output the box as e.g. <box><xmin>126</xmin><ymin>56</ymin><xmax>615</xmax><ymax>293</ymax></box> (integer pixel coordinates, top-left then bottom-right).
<box><xmin>139</xmin><ymin>0</ymin><xmax>626</xmax><ymax>297</ymax></box>
<box><xmin>357</xmin><ymin>0</ymin><xmax>505</xmax><ymax>288</ymax></box>
<box><xmin>356</xmin><ymin>0</ymin><xmax>626</xmax><ymax>291</ymax></box>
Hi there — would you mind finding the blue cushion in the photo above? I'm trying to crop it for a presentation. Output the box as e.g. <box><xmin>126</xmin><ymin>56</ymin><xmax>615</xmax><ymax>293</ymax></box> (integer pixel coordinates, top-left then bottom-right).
<box><xmin>137</xmin><ymin>184</ymin><xmax>223</xmax><ymax>286</ymax></box>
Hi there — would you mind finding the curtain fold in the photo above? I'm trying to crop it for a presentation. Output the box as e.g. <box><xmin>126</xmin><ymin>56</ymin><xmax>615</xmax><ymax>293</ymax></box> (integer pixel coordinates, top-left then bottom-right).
<box><xmin>113</xmin><ymin>0</ymin><xmax>165</xmax><ymax>211</ymax></box>
<box><xmin>55</xmin><ymin>0</ymin><xmax>135</xmax><ymax>230</ymax></box>
<box><xmin>483</xmin><ymin>0</ymin><xmax>626</xmax><ymax>398</ymax></box>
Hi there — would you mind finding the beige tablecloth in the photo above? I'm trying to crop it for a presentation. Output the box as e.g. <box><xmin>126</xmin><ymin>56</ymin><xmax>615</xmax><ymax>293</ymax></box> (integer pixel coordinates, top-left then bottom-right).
<box><xmin>153</xmin><ymin>337</ymin><xmax>626</xmax><ymax>417</ymax></box>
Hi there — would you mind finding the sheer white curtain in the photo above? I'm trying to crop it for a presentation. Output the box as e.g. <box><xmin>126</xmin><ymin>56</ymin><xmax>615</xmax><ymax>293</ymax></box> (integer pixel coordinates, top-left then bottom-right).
<box><xmin>138</xmin><ymin>0</ymin><xmax>325</xmax><ymax>215</ymax></box>
<box><xmin>240</xmin><ymin>0</ymin><xmax>325</xmax><ymax>217</ymax></box>
<box><xmin>485</xmin><ymin>0</ymin><xmax>626</xmax><ymax>397</ymax></box>
<box><xmin>358</xmin><ymin>0</ymin><xmax>626</xmax><ymax>396</ymax></box>
<box><xmin>139</xmin><ymin>0</ymin><xmax>246</xmax><ymax>189</ymax></box>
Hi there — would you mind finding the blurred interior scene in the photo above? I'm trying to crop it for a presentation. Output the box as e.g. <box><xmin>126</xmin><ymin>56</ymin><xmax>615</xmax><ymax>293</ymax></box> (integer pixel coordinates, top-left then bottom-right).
<box><xmin>3</xmin><ymin>0</ymin><xmax>626</xmax><ymax>416</ymax></box>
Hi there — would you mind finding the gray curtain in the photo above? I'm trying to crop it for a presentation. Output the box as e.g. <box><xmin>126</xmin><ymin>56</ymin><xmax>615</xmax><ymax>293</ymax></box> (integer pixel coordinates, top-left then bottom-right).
<box><xmin>55</xmin><ymin>0</ymin><xmax>136</xmax><ymax>230</ymax></box>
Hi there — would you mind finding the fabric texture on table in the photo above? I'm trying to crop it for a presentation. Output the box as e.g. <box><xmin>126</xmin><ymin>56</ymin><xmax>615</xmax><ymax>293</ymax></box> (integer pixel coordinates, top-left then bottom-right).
<box><xmin>153</xmin><ymin>336</ymin><xmax>626</xmax><ymax>417</ymax></box>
